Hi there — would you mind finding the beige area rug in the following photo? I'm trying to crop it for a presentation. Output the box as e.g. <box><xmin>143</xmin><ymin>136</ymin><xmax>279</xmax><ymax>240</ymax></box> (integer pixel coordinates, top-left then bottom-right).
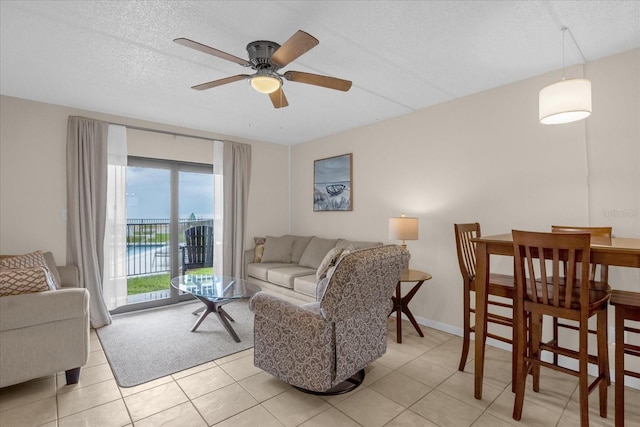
<box><xmin>96</xmin><ymin>300</ymin><xmax>254</xmax><ymax>387</ymax></box>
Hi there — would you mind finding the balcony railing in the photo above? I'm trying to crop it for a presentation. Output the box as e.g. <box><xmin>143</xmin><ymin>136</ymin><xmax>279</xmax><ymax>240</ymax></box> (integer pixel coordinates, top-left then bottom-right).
<box><xmin>126</xmin><ymin>218</ymin><xmax>213</xmax><ymax>277</ymax></box>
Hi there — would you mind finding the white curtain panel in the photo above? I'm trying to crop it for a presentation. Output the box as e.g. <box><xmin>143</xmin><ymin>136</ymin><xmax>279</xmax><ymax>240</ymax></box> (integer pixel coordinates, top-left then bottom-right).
<box><xmin>66</xmin><ymin>116</ymin><xmax>112</xmax><ymax>327</ymax></box>
<box><xmin>103</xmin><ymin>125</ymin><xmax>128</xmax><ymax>310</ymax></box>
<box><xmin>222</xmin><ymin>140</ymin><xmax>251</xmax><ymax>278</ymax></box>
<box><xmin>213</xmin><ymin>140</ymin><xmax>224</xmax><ymax>277</ymax></box>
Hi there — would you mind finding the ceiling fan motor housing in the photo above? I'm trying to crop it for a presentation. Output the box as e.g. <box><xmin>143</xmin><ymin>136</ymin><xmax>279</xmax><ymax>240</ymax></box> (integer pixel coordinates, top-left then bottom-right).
<box><xmin>246</xmin><ymin>40</ymin><xmax>281</xmax><ymax>70</ymax></box>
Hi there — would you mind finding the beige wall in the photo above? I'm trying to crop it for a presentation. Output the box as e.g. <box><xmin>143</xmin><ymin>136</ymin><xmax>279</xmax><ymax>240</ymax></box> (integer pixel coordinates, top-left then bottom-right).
<box><xmin>291</xmin><ymin>48</ymin><xmax>640</xmax><ymax>333</ymax></box>
<box><xmin>1</xmin><ymin>48</ymin><xmax>638</xmax><ymax>341</ymax></box>
<box><xmin>0</xmin><ymin>96</ymin><xmax>290</xmax><ymax>264</ymax></box>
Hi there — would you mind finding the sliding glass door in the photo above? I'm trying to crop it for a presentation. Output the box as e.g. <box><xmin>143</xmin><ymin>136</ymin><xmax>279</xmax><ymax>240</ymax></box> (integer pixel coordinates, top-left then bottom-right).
<box><xmin>112</xmin><ymin>157</ymin><xmax>213</xmax><ymax>313</ymax></box>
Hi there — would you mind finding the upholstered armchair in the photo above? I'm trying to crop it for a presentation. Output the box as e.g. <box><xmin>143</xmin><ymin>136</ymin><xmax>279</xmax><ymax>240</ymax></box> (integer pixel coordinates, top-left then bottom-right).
<box><xmin>0</xmin><ymin>252</ymin><xmax>90</xmax><ymax>388</ymax></box>
<box><xmin>249</xmin><ymin>245</ymin><xmax>410</xmax><ymax>394</ymax></box>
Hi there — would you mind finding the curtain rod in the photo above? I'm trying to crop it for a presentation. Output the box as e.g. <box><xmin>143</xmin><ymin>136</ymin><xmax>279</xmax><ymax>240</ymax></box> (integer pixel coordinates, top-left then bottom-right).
<box><xmin>109</xmin><ymin>122</ymin><xmax>222</xmax><ymax>143</ymax></box>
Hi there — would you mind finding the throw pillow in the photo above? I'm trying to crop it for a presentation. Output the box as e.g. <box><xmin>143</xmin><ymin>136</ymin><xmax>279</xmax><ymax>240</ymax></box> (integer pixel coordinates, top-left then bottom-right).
<box><xmin>0</xmin><ymin>250</ymin><xmax>60</xmax><ymax>289</ymax></box>
<box><xmin>0</xmin><ymin>266</ymin><xmax>55</xmax><ymax>297</ymax></box>
<box><xmin>253</xmin><ymin>237</ymin><xmax>266</xmax><ymax>263</ymax></box>
<box><xmin>261</xmin><ymin>235</ymin><xmax>295</xmax><ymax>263</ymax></box>
<box><xmin>298</xmin><ymin>237</ymin><xmax>339</xmax><ymax>269</ymax></box>
<box><xmin>316</xmin><ymin>247</ymin><xmax>343</xmax><ymax>280</ymax></box>
<box><xmin>326</xmin><ymin>246</ymin><xmax>353</xmax><ymax>281</ymax></box>
<box><xmin>42</xmin><ymin>252</ymin><xmax>63</xmax><ymax>289</ymax></box>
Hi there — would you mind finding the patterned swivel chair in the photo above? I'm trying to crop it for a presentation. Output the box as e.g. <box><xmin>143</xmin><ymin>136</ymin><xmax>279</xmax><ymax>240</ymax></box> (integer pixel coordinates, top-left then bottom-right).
<box><xmin>249</xmin><ymin>245</ymin><xmax>410</xmax><ymax>394</ymax></box>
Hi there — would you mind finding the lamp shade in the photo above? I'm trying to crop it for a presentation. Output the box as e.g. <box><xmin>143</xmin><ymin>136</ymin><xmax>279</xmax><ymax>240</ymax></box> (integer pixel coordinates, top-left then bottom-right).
<box><xmin>388</xmin><ymin>216</ymin><xmax>419</xmax><ymax>241</ymax></box>
<box><xmin>539</xmin><ymin>78</ymin><xmax>592</xmax><ymax>124</ymax></box>
<box><xmin>250</xmin><ymin>75</ymin><xmax>281</xmax><ymax>94</ymax></box>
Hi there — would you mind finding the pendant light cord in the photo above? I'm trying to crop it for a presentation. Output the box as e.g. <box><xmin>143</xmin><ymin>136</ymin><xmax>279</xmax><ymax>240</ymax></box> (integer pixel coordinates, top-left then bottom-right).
<box><xmin>562</xmin><ymin>26</ymin><xmax>589</xmax><ymax>65</ymax></box>
<box><xmin>561</xmin><ymin>27</ymin><xmax>567</xmax><ymax>80</ymax></box>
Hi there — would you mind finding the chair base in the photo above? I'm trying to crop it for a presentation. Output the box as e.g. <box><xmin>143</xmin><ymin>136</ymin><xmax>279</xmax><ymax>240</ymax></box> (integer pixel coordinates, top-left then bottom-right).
<box><xmin>293</xmin><ymin>369</ymin><xmax>365</xmax><ymax>396</ymax></box>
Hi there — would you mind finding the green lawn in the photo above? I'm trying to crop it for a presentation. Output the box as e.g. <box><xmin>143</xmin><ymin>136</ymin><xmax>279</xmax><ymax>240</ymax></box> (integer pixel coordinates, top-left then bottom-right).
<box><xmin>127</xmin><ymin>267</ymin><xmax>213</xmax><ymax>295</ymax></box>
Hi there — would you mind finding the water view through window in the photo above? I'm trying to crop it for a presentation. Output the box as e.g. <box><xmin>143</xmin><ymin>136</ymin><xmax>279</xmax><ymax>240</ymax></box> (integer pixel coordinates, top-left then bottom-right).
<box><xmin>125</xmin><ymin>161</ymin><xmax>214</xmax><ymax>308</ymax></box>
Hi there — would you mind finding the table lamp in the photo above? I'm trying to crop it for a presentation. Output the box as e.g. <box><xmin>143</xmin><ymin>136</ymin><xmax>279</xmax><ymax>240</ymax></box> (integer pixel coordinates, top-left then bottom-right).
<box><xmin>388</xmin><ymin>214</ymin><xmax>419</xmax><ymax>250</ymax></box>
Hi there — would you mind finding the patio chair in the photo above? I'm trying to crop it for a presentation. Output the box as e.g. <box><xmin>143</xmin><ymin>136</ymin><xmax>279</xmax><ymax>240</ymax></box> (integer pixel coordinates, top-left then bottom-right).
<box><xmin>182</xmin><ymin>225</ymin><xmax>213</xmax><ymax>273</ymax></box>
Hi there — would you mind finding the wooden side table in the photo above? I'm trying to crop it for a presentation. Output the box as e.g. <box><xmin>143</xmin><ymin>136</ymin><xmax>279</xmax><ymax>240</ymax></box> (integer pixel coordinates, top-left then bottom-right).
<box><xmin>391</xmin><ymin>269</ymin><xmax>432</xmax><ymax>343</ymax></box>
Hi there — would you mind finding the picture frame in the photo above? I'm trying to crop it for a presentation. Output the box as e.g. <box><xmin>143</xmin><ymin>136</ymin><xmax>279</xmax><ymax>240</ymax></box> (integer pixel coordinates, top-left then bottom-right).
<box><xmin>314</xmin><ymin>153</ymin><xmax>352</xmax><ymax>211</ymax></box>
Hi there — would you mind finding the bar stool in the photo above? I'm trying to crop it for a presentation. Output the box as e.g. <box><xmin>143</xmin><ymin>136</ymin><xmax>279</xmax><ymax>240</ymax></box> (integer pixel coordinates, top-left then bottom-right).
<box><xmin>454</xmin><ymin>223</ymin><xmax>515</xmax><ymax>372</ymax></box>
<box><xmin>550</xmin><ymin>226</ymin><xmax>613</xmax><ymax>384</ymax></box>
<box><xmin>610</xmin><ymin>290</ymin><xmax>640</xmax><ymax>427</ymax></box>
<box><xmin>512</xmin><ymin>230</ymin><xmax>609</xmax><ymax>427</ymax></box>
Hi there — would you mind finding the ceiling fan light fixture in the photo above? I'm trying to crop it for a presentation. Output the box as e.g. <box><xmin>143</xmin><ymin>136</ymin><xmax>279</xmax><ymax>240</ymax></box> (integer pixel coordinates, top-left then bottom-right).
<box><xmin>250</xmin><ymin>75</ymin><xmax>281</xmax><ymax>94</ymax></box>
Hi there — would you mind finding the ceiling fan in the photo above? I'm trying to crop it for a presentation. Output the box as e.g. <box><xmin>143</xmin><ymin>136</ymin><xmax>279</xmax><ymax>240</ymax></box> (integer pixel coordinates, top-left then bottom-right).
<box><xmin>174</xmin><ymin>30</ymin><xmax>352</xmax><ymax>108</ymax></box>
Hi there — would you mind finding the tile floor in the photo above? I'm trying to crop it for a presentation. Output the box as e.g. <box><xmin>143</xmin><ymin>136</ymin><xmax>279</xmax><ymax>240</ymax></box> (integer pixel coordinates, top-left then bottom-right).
<box><xmin>1</xmin><ymin>318</ymin><xmax>639</xmax><ymax>427</ymax></box>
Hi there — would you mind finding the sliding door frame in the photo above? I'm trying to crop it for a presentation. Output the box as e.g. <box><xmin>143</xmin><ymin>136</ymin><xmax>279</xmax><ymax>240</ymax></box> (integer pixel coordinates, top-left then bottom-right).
<box><xmin>111</xmin><ymin>156</ymin><xmax>213</xmax><ymax>314</ymax></box>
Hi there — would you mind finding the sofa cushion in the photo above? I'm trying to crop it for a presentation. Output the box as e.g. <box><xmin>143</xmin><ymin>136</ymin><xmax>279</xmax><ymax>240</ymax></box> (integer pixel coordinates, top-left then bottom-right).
<box><xmin>293</xmin><ymin>274</ymin><xmax>320</xmax><ymax>298</ymax></box>
<box><xmin>268</xmin><ymin>266</ymin><xmax>316</xmax><ymax>289</ymax></box>
<box><xmin>299</xmin><ymin>237</ymin><xmax>339</xmax><ymax>269</ymax></box>
<box><xmin>247</xmin><ymin>262</ymin><xmax>296</xmax><ymax>281</ymax></box>
<box><xmin>261</xmin><ymin>235</ymin><xmax>295</xmax><ymax>263</ymax></box>
<box><xmin>335</xmin><ymin>239</ymin><xmax>383</xmax><ymax>251</ymax></box>
<box><xmin>286</xmin><ymin>235</ymin><xmax>314</xmax><ymax>264</ymax></box>
<box><xmin>0</xmin><ymin>267</ymin><xmax>55</xmax><ymax>297</ymax></box>
<box><xmin>0</xmin><ymin>251</ymin><xmax>60</xmax><ymax>289</ymax></box>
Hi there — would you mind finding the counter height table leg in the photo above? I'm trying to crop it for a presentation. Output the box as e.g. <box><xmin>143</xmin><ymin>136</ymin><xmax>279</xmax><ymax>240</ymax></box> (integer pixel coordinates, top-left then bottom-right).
<box><xmin>474</xmin><ymin>241</ymin><xmax>489</xmax><ymax>400</ymax></box>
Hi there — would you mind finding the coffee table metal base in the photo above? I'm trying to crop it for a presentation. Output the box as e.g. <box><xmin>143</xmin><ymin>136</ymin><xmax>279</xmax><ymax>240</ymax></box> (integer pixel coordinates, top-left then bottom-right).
<box><xmin>191</xmin><ymin>295</ymin><xmax>241</xmax><ymax>342</ymax></box>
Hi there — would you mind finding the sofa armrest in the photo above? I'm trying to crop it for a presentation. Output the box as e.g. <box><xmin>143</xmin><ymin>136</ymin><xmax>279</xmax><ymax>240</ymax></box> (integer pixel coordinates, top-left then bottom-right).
<box><xmin>58</xmin><ymin>265</ymin><xmax>80</xmax><ymax>288</ymax></box>
<box><xmin>243</xmin><ymin>248</ymin><xmax>254</xmax><ymax>279</ymax></box>
<box><xmin>249</xmin><ymin>292</ymin><xmax>327</xmax><ymax>338</ymax></box>
<box><xmin>0</xmin><ymin>288</ymin><xmax>90</xmax><ymax>332</ymax></box>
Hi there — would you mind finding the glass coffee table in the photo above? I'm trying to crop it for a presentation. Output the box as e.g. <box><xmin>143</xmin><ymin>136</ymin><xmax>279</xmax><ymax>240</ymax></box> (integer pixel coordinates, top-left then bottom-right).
<box><xmin>170</xmin><ymin>274</ymin><xmax>260</xmax><ymax>342</ymax></box>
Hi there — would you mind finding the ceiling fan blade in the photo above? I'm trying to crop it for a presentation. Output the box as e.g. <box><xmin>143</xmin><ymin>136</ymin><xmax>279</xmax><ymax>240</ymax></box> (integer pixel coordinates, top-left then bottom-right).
<box><xmin>174</xmin><ymin>38</ymin><xmax>250</xmax><ymax>67</ymax></box>
<box><xmin>284</xmin><ymin>71</ymin><xmax>352</xmax><ymax>92</ymax></box>
<box><xmin>270</xmin><ymin>30</ymin><xmax>319</xmax><ymax>68</ymax></box>
<box><xmin>269</xmin><ymin>87</ymin><xmax>289</xmax><ymax>108</ymax></box>
<box><xmin>191</xmin><ymin>74</ymin><xmax>250</xmax><ymax>90</ymax></box>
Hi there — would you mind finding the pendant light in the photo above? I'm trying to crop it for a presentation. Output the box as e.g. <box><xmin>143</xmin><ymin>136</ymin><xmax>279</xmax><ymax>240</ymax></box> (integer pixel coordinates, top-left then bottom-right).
<box><xmin>539</xmin><ymin>27</ymin><xmax>592</xmax><ymax>125</ymax></box>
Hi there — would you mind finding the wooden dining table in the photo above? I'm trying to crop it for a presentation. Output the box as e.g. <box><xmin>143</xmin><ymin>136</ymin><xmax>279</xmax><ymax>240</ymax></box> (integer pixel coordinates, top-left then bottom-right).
<box><xmin>472</xmin><ymin>232</ymin><xmax>640</xmax><ymax>400</ymax></box>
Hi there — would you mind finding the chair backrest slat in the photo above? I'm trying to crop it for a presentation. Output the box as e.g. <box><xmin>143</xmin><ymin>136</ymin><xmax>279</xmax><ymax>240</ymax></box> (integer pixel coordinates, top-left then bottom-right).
<box><xmin>454</xmin><ymin>223</ymin><xmax>480</xmax><ymax>281</ymax></box>
<box><xmin>514</xmin><ymin>230</ymin><xmax>591</xmax><ymax>311</ymax></box>
<box><xmin>551</xmin><ymin>225</ymin><xmax>611</xmax><ymax>283</ymax></box>
<box><xmin>184</xmin><ymin>225</ymin><xmax>214</xmax><ymax>266</ymax></box>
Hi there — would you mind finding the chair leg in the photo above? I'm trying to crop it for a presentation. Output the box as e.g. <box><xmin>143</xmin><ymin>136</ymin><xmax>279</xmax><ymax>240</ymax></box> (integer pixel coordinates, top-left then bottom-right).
<box><xmin>513</xmin><ymin>309</ymin><xmax>527</xmax><ymax>421</ymax></box>
<box><xmin>602</xmin><ymin>304</ymin><xmax>611</xmax><ymax>386</ymax></box>
<box><xmin>531</xmin><ymin>313</ymin><xmax>542</xmax><ymax>393</ymax></box>
<box><xmin>65</xmin><ymin>367</ymin><xmax>81</xmax><ymax>385</ymax></box>
<box><xmin>459</xmin><ymin>285</ymin><xmax>471</xmax><ymax>371</ymax></box>
<box><xmin>597</xmin><ymin>308</ymin><xmax>608</xmax><ymax>419</ymax></box>
<box><xmin>614</xmin><ymin>307</ymin><xmax>625</xmax><ymax>427</ymax></box>
<box><xmin>552</xmin><ymin>316</ymin><xmax>559</xmax><ymax>366</ymax></box>
<box><xmin>578</xmin><ymin>324</ymin><xmax>590</xmax><ymax>427</ymax></box>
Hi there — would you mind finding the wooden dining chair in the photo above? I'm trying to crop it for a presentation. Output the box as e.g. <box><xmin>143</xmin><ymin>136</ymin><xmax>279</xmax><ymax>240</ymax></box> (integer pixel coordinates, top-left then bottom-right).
<box><xmin>454</xmin><ymin>223</ymin><xmax>515</xmax><ymax>372</ymax></box>
<box><xmin>610</xmin><ymin>290</ymin><xmax>640</xmax><ymax>427</ymax></box>
<box><xmin>550</xmin><ymin>225</ymin><xmax>612</xmax><ymax>383</ymax></box>
<box><xmin>512</xmin><ymin>230</ymin><xmax>609</xmax><ymax>427</ymax></box>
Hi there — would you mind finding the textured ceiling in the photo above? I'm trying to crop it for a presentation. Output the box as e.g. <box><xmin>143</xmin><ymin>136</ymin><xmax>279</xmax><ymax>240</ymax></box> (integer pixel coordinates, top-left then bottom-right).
<box><xmin>1</xmin><ymin>1</ymin><xmax>639</xmax><ymax>145</ymax></box>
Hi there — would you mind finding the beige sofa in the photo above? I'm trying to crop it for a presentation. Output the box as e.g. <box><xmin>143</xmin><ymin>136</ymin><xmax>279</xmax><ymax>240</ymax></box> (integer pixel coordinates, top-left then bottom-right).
<box><xmin>244</xmin><ymin>235</ymin><xmax>382</xmax><ymax>302</ymax></box>
<box><xmin>0</xmin><ymin>253</ymin><xmax>90</xmax><ymax>388</ymax></box>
